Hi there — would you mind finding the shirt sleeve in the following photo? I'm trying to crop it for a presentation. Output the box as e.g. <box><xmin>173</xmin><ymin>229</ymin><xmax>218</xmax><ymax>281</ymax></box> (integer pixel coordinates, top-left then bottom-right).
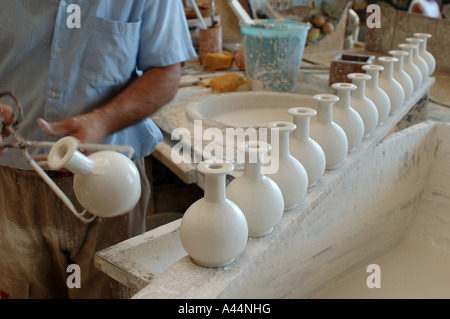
<box><xmin>137</xmin><ymin>0</ymin><xmax>197</xmax><ymax>70</ymax></box>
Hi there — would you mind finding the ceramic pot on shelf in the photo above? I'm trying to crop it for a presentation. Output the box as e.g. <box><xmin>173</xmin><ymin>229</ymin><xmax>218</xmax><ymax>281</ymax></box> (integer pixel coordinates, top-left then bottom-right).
<box><xmin>288</xmin><ymin>107</ymin><xmax>326</xmax><ymax>187</ymax></box>
<box><xmin>180</xmin><ymin>160</ymin><xmax>248</xmax><ymax>268</ymax></box>
<box><xmin>347</xmin><ymin>73</ymin><xmax>378</xmax><ymax>138</ymax></box>
<box><xmin>405</xmin><ymin>37</ymin><xmax>429</xmax><ymax>84</ymax></box>
<box><xmin>413</xmin><ymin>32</ymin><xmax>435</xmax><ymax>76</ymax></box>
<box><xmin>47</xmin><ymin>136</ymin><xmax>141</xmax><ymax>219</ymax></box>
<box><xmin>399</xmin><ymin>43</ymin><xmax>422</xmax><ymax>92</ymax></box>
<box><xmin>265</xmin><ymin>121</ymin><xmax>308</xmax><ymax>211</ymax></box>
<box><xmin>361</xmin><ymin>64</ymin><xmax>391</xmax><ymax>125</ymax></box>
<box><xmin>377</xmin><ymin>57</ymin><xmax>405</xmax><ymax>114</ymax></box>
<box><xmin>331</xmin><ymin>83</ymin><xmax>365</xmax><ymax>152</ymax></box>
<box><xmin>388</xmin><ymin>50</ymin><xmax>414</xmax><ymax>101</ymax></box>
<box><xmin>309</xmin><ymin>94</ymin><xmax>348</xmax><ymax>170</ymax></box>
<box><xmin>226</xmin><ymin>141</ymin><xmax>284</xmax><ymax>238</ymax></box>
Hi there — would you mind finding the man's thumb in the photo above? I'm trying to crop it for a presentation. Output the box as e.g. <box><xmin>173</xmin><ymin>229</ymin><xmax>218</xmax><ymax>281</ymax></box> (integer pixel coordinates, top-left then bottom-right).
<box><xmin>37</xmin><ymin>118</ymin><xmax>70</xmax><ymax>136</ymax></box>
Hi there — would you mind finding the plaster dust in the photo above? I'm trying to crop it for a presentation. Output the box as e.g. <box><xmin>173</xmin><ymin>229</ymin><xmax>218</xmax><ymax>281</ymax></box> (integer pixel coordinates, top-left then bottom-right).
<box><xmin>314</xmin><ymin>239</ymin><xmax>450</xmax><ymax>299</ymax></box>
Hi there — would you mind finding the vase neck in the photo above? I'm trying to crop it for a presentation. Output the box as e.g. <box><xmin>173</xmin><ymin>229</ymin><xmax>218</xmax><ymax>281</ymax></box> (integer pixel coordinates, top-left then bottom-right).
<box><xmin>292</xmin><ymin>116</ymin><xmax>310</xmax><ymax>140</ymax></box>
<box><xmin>353</xmin><ymin>80</ymin><xmax>365</xmax><ymax>99</ymax></box>
<box><xmin>404</xmin><ymin>50</ymin><xmax>413</xmax><ymax>64</ymax></box>
<box><xmin>394</xmin><ymin>56</ymin><xmax>404</xmax><ymax>72</ymax></box>
<box><xmin>64</xmin><ymin>150</ymin><xmax>95</xmax><ymax>177</ymax></box>
<box><xmin>204</xmin><ymin>174</ymin><xmax>226</xmax><ymax>203</ymax></box>
<box><xmin>317</xmin><ymin>101</ymin><xmax>333</xmax><ymax>124</ymax></box>
<box><xmin>278</xmin><ymin>130</ymin><xmax>290</xmax><ymax>158</ymax></box>
<box><xmin>381</xmin><ymin>63</ymin><xmax>393</xmax><ymax>80</ymax></box>
<box><xmin>420</xmin><ymin>39</ymin><xmax>427</xmax><ymax>51</ymax></box>
<box><xmin>48</xmin><ymin>137</ymin><xmax>95</xmax><ymax>177</ymax></box>
<box><xmin>244</xmin><ymin>152</ymin><xmax>263</xmax><ymax>179</ymax></box>
<box><xmin>366</xmin><ymin>71</ymin><xmax>378</xmax><ymax>88</ymax></box>
<box><xmin>336</xmin><ymin>89</ymin><xmax>351</xmax><ymax>109</ymax></box>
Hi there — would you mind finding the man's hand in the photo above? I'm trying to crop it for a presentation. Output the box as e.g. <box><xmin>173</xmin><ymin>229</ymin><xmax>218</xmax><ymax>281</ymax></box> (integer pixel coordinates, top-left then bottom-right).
<box><xmin>37</xmin><ymin>111</ymin><xmax>108</xmax><ymax>146</ymax></box>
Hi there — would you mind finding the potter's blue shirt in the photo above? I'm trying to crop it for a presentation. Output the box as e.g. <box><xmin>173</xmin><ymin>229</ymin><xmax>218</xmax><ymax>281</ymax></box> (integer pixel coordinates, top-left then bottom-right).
<box><xmin>0</xmin><ymin>0</ymin><xmax>196</xmax><ymax>169</ymax></box>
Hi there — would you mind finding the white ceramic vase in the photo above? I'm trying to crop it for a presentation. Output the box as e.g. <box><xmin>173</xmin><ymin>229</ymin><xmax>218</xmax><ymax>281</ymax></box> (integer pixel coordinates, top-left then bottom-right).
<box><xmin>388</xmin><ymin>50</ymin><xmax>414</xmax><ymax>101</ymax></box>
<box><xmin>347</xmin><ymin>73</ymin><xmax>378</xmax><ymax>138</ymax></box>
<box><xmin>377</xmin><ymin>57</ymin><xmax>405</xmax><ymax>114</ymax></box>
<box><xmin>331</xmin><ymin>83</ymin><xmax>365</xmax><ymax>152</ymax></box>
<box><xmin>47</xmin><ymin>136</ymin><xmax>141</xmax><ymax>219</ymax></box>
<box><xmin>361</xmin><ymin>64</ymin><xmax>391</xmax><ymax>125</ymax></box>
<box><xmin>309</xmin><ymin>94</ymin><xmax>348</xmax><ymax>170</ymax></box>
<box><xmin>399</xmin><ymin>43</ymin><xmax>423</xmax><ymax>92</ymax></box>
<box><xmin>226</xmin><ymin>141</ymin><xmax>284</xmax><ymax>238</ymax></box>
<box><xmin>288</xmin><ymin>107</ymin><xmax>326</xmax><ymax>187</ymax></box>
<box><xmin>265</xmin><ymin>121</ymin><xmax>308</xmax><ymax>211</ymax></box>
<box><xmin>413</xmin><ymin>32</ymin><xmax>435</xmax><ymax>76</ymax></box>
<box><xmin>180</xmin><ymin>160</ymin><xmax>248</xmax><ymax>268</ymax></box>
<box><xmin>406</xmin><ymin>37</ymin><xmax>429</xmax><ymax>84</ymax></box>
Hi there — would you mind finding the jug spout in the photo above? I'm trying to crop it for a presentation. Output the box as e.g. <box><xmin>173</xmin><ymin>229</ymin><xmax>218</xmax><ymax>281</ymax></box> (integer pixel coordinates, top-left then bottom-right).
<box><xmin>48</xmin><ymin>136</ymin><xmax>95</xmax><ymax>176</ymax></box>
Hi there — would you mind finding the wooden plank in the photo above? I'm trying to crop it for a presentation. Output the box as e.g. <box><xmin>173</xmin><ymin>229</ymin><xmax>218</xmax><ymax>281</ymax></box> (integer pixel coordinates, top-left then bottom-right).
<box><xmin>152</xmin><ymin>140</ymin><xmax>198</xmax><ymax>185</ymax></box>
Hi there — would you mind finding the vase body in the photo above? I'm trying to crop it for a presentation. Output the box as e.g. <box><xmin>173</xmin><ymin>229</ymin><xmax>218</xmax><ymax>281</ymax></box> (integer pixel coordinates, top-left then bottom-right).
<box><xmin>388</xmin><ymin>50</ymin><xmax>414</xmax><ymax>101</ymax></box>
<box><xmin>265</xmin><ymin>121</ymin><xmax>308</xmax><ymax>211</ymax></box>
<box><xmin>347</xmin><ymin>73</ymin><xmax>378</xmax><ymax>137</ymax></box>
<box><xmin>331</xmin><ymin>83</ymin><xmax>365</xmax><ymax>152</ymax></box>
<box><xmin>227</xmin><ymin>141</ymin><xmax>284</xmax><ymax>237</ymax></box>
<box><xmin>413</xmin><ymin>32</ymin><xmax>435</xmax><ymax>76</ymax></box>
<box><xmin>288</xmin><ymin>107</ymin><xmax>326</xmax><ymax>187</ymax></box>
<box><xmin>399</xmin><ymin>43</ymin><xmax>422</xmax><ymax>92</ymax></box>
<box><xmin>377</xmin><ymin>57</ymin><xmax>405</xmax><ymax>114</ymax></box>
<box><xmin>406</xmin><ymin>38</ymin><xmax>429</xmax><ymax>84</ymax></box>
<box><xmin>361</xmin><ymin>65</ymin><xmax>391</xmax><ymax>125</ymax></box>
<box><xmin>309</xmin><ymin>94</ymin><xmax>348</xmax><ymax>170</ymax></box>
<box><xmin>47</xmin><ymin>136</ymin><xmax>141</xmax><ymax>218</ymax></box>
<box><xmin>180</xmin><ymin>161</ymin><xmax>248</xmax><ymax>268</ymax></box>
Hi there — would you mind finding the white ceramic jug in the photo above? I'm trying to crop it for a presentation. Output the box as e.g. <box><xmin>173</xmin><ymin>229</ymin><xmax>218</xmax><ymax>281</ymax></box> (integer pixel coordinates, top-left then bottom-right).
<box><xmin>361</xmin><ymin>64</ymin><xmax>391</xmax><ymax>125</ymax></box>
<box><xmin>405</xmin><ymin>37</ymin><xmax>429</xmax><ymax>84</ymax></box>
<box><xmin>227</xmin><ymin>141</ymin><xmax>284</xmax><ymax>238</ymax></box>
<box><xmin>388</xmin><ymin>50</ymin><xmax>414</xmax><ymax>101</ymax></box>
<box><xmin>47</xmin><ymin>136</ymin><xmax>141</xmax><ymax>219</ymax></box>
<box><xmin>413</xmin><ymin>32</ymin><xmax>435</xmax><ymax>76</ymax></box>
<box><xmin>347</xmin><ymin>73</ymin><xmax>378</xmax><ymax>138</ymax></box>
<box><xmin>399</xmin><ymin>43</ymin><xmax>423</xmax><ymax>92</ymax></box>
<box><xmin>331</xmin><ymin>83</ymin><xmax>365</xmax><ymax>152</ymax></box>
<box><xmin>377</xmin><ymin>57</ymin><xmax>405</xmax><ymax>114</ymax></box>
<box><xmin>309</xmin><ymin>94</ymin><xmax>348</xmax><ymax>170</ymax></box>
<box><xmin>288</xmin><ymin>107</ymin><xmax>326</xmax><ymax>187</ymax></box>
<box><xmin>180</xmin><ymin>160</ymin><xmax>248</xmax><ymax>268</ymax></box>
<box><xmin>265</xmin><ymin>121</ymin><xmax>308</xmax><ymax>211</ymax></box>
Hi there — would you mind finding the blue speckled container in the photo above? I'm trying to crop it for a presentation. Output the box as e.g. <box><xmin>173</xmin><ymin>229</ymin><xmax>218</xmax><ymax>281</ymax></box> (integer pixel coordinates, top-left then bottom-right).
<box><xmin>240</xmin><ymin>20</ymin><xmax>310</xmax><ymax>92</ymax></box>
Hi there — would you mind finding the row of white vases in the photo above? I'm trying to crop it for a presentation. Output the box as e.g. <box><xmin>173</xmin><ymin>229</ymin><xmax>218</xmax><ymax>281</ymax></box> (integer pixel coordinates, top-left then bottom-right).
<box><xmin>180</xmin><ymin>33</ymin><xmax>436</xmax><ymax>268</ymax></box>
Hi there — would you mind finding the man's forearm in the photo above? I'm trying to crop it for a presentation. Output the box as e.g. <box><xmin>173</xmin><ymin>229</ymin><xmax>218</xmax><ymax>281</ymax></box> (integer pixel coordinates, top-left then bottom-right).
<box><xmin>95</xmin><ymin>63</ymin><xmax>182</xmax><ymax>136</ymax></box>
